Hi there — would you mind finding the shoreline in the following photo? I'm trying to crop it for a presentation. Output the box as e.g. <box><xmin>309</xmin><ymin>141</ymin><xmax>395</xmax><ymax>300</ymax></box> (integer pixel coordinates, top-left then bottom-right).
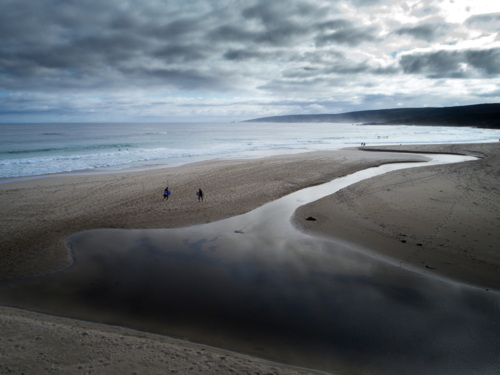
<box><xmin>293</xmin><ymin>142</ymin><xmax>500</xmax><ymax>291</ymax></box>
<box><xmin>1</xmin><ymin>139</ymin><xmax>493</xmax><ymax>185</ymax></box>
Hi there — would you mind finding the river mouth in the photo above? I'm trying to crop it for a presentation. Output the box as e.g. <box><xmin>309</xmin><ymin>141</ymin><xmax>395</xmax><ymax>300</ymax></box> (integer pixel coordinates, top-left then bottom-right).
<box><xmin>1</xmin><ymin>155</ymin><xmax>499</xmax><ymax>374</ymax></box>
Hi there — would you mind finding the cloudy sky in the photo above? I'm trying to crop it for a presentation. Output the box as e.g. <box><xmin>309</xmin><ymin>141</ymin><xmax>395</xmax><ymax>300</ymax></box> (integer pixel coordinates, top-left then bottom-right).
<box><xmin>1</xmin><ymin>0</ymin><xmax>500</xmax><ymax>122</ymax></box>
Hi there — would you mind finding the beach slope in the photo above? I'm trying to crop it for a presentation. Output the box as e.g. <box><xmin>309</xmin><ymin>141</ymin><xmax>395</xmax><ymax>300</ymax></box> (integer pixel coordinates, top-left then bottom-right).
<box><xmin>293</xmin><ymin>143</ymin><xmax>500</xmax><ymax>290</ymax></box>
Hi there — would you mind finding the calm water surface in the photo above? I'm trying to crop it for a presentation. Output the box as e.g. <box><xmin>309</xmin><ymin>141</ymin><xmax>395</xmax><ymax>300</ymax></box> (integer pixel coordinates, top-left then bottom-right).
<box><xmin>1</xmin><ymin>155</ymin><xmax>499</xmax><ymax>375</ymax></box>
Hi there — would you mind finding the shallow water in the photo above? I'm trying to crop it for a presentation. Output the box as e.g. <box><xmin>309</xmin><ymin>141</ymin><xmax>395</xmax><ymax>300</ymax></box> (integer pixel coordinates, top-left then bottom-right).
<box><xmin>2</xmin><ymin>122</ymin><xmax>500</xmax><ymax>179</ymax></box>
<box><xmin>1</xmin><ymin>155</ymin><xmax>499</xmax><ymax>374</ymax></box>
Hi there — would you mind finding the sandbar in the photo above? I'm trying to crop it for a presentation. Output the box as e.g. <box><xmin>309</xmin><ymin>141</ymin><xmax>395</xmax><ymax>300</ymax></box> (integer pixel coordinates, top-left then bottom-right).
<box><xmin>0</xmin><ymin>149</ymin><xmax>423</xmax><ymax>281</ymax></box>
<box><xmin>293</xmin><ymin>142</ymin><xmax>500</xmax><ymax>290</ymax></box>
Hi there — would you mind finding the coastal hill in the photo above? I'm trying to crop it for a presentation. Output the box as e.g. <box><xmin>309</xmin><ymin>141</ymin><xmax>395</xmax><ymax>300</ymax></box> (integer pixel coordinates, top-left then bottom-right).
<box><xmin>244</xmin><ymin>103</ymin><xmax>500</xmax><ymax>129</ymax></box>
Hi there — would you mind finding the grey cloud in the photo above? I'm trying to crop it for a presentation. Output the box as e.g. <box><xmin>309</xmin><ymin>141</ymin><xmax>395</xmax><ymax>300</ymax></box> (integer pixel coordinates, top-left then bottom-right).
<box><xmin>400</xmin><ymin>50</ymin><xmax>464</xmax><ymax>77</ymax></box>
<box><xmin>282</xmin><ymin>59</ymin><xmax>398</xmax><ymax>78</ymax></box>
<box><xmin>223</xmin><ymin>49</ymin><xmax>280</xmax><ymax>61</ymax></box>
<box><xmin>371</xmin><ymin>66</ymin><xmax>399</xmax><ymax>75</ymax></box>
<box><xmin>476</xmin><ymin>88</ymin><xmax>500</xmax><ymax>98</ymax></box>
<box><xmin>394</xmin><ymin>23</ymin><xmax>450</xmax><ymax>42</ymax></box>
<box><xmin>400</xmin><ymin>48</ymin><xmax>500</xmax><ymax>78</ymax></box>
<box><xmin>153</xmin><ymin>45</ymin><xmax>209</xmax><ymax>63</ymax></box>
<box><xmin>465</xmin><ymin>13</ymin><xmax>500</xmax><ymax>32</ymax></box>
<box><xmin>465</xmin><ymin>49</ymin><xmax>500</xmax><ymax>75</ymax></box>
<box><xmin>135</xmin><ymin>68</ymin><xmax>226</xmax><ymax>90</ymax></box>
<box><xmin>210</xmin><ymin>2</ymin><xmax>312</xmax><ymax>47</ymax></box>
<box><xmin>0</xmin><ymin>32</ymin><xmax>146</xmax><ymax>76</ymax></box>
<box><xmin>208</xmin><ymin>21</ymin><xmax>309</xmax><ymax>46</ymax></box>
<box><xmin>1</xmin><ymin>0</ymin><xmax>499</xmax><ymax>122</ymax></box>
<box><xmin>208</xmin><ymin>25</ymin><xmax>258</xmax><ymax>43</ymax></box>
<box><xmin>317</xmin><ymin>19</ymin><xmax>353</xmax><ymax>32</ymax></box>
<box><xmin>146</xmin><ymin>18</ymin><xmax>204</xmax><ymax>40</ymax></box>
<box><xmin>316</xmin><ymin>26</ymin><xmax>379</xmax><ymax>46</ymax></box>
<box><xmin>241</xmin><ymin>0</ymin><xmax>324</xmax><ymax>24</ymax></box>
<box><xmin>242</xmin><ymin>1</ymin><xmax>281</xmax><ymax>24</ymax></box>
<box><xmin>348</xmin><ymin>0</ymin><xmax>386</xmax><ymax>7</ymax></box>
<box><xmin>410</xmin><ymin>4</ymin><xmax>439</xmax><ymax>18</ymax></box>
<box><xmin>300</xmin><ymin>50</ymin><xmax>345</xmax><ymax>64</ymax></box>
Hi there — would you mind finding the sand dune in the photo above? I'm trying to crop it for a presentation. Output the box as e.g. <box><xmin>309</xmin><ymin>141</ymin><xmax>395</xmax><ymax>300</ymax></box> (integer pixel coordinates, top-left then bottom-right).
<box><xmin>0</xmin><ymin>306</ymin><xmax>324</xmax><ymax>375</ymax></box>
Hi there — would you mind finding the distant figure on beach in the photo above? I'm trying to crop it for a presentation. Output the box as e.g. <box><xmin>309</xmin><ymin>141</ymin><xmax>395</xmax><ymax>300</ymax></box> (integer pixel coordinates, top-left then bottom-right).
<box><xmin>197</xmin><ymin>188</ymin><xmax>203</xmax><ymax>202</ymax></box>
<box><xmin>163</xmin><ymin>187</ymin><xmax>170</xmax><ymax>200</ymax></box>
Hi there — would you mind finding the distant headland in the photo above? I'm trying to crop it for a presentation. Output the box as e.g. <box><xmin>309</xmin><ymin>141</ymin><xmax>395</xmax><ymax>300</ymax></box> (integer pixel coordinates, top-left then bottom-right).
<box><xmin>244</xmin><ymin>103</ymin><xmax>500</xmax><ymax>129</ymax></box>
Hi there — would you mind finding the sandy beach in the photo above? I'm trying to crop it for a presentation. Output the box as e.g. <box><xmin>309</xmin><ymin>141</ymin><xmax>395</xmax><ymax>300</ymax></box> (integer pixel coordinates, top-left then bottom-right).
<box><xmin>293</xmin><ymin>142</ymin><xmax>500</xmax><ymax>291</ymax></box>
<box><xmin>0</xmin><ymin>306</ymin><xmax>327</xmax><ymax>375</ymax></box>
<box><xmin>1</xmin><ymin>144</ymin><xmax>499</xmax><ymax>374</ymax></box>
<box><xmin>0</xmin><ymin>149</ymin><xmax>424</xmax><ymax>282</ymax></box>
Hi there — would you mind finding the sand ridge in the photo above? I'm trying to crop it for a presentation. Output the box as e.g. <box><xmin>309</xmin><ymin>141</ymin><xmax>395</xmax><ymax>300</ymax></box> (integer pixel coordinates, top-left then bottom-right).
<box><xmin>293</xmin><ymin>143</ymin><xmax>500</xmax><ymax>290</ymax></box>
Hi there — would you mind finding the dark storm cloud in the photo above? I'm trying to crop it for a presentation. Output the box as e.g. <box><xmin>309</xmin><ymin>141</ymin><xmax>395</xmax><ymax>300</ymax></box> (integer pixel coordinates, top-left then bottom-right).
<box><xmin>394</xmin><ymin>23</ymin><xmax>450</xmax><ymax>42</ymax></box>
<box><xmin>400</xmin><ymin>48</ymin><xmax>500</xmax><ymax>78</ymax></box>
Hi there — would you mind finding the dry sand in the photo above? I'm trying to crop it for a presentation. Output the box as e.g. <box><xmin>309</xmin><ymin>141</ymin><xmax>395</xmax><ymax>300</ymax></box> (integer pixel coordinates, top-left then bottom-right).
<box><xmin>0</xmin><ymin>306</ymin><xmax>325</xmax><ymax>375</ymax></box>
<box><xmin>293</xmin><ymin>142</ymin><xmax>500</xmax><ymax>290</ymax></box>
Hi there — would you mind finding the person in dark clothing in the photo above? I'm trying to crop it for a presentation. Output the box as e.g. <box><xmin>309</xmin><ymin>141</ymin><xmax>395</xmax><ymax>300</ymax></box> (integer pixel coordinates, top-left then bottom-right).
<box><xmin>198</xmin><ymin>188</ymin><xmax>203</xmax><ymax>202</ymax></box>
<box><xmin>163</xmin><ymin>187</ymin><xmax>170</xmax><ymax>200</ymax></box>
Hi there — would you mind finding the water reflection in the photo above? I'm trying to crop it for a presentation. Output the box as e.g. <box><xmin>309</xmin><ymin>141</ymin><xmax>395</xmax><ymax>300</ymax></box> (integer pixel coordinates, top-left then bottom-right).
<box><xmin>1</xmin><ymin>155</ymin><xmax>499</xmax><ymax>375</ymax></box>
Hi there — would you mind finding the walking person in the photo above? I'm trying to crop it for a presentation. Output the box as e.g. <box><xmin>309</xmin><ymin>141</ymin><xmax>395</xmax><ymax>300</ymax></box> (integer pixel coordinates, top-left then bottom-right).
<box><xmin>163</xmin><ymin>186</ymin><xmax>171</xmax><ymax>200</ymax></box>
<box><xmin>197</xmin><ymin>188</ymin><xmax>203</xmax><ymax>202</ymax></box>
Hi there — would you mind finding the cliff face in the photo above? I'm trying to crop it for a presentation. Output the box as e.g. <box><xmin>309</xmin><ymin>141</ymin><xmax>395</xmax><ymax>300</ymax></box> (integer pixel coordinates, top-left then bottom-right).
<box><xmin>244</xmin><ymin>103</ymin><xmax>500</xmax><ymax>129</ymax></box>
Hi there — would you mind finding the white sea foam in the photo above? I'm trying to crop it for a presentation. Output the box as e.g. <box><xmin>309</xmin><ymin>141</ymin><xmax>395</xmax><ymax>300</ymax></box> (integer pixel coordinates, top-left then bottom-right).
<box><xmin>1</xmin><ymin>122</ymin><xmax>499</xmax><ymax>179</ymax></box>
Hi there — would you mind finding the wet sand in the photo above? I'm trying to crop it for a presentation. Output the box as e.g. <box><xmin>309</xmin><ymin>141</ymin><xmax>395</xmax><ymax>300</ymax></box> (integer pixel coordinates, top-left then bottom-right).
<box><xmin>293</xmin><ymin>142</ymin><xmax>500</xmax><ymax>290</ymax></box>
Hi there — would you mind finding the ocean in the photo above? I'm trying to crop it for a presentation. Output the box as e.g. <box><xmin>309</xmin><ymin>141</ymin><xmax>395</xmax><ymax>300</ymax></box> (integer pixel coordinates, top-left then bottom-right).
<box><xmin>1</xmin><ymin>122</ymin><xmax>500</xmax><ymax>179</ymax></box>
